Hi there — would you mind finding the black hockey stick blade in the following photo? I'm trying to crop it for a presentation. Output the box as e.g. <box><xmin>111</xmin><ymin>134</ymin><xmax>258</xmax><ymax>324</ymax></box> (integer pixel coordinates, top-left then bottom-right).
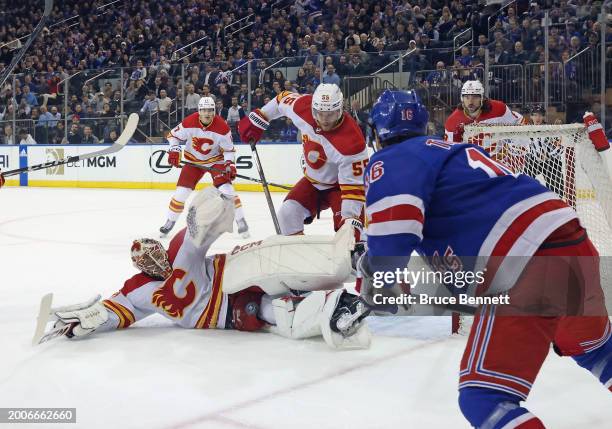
<box><xmin>1</xmin><ymin>113</ymin><xmax>138</xmax><ymax>178</ymax></box>
<box><xmin>180</xmin><ymin>159</ymin><xmax>293</xmax><ymax>191</ymax></box>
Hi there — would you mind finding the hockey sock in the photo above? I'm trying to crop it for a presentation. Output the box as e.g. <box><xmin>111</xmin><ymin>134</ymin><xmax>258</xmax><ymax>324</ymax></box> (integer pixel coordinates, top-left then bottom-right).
<box><xmin>459</xmin><ymin>387</ymin><xmax>545</xmax><ymax>429</ymax></box>
<box><xmin>234</xmin><ymin>196</ymin><xmax>245</xmax><ymax>222</ymax></box>
<box><xmin>166</xmin><ymin>186</ymin><xmax>192</xmax><ymax>221</ymax></box>
<box><xmin>572</xmin><ymin>326</ymin><xmax>612</xmax><ymax>393</ymax></box>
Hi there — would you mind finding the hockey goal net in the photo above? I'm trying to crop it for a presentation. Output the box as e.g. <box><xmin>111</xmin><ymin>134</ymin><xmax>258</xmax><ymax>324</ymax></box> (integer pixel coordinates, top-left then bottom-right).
<box><xmin>453</xmin><ymin>123</ymin><xmax>612</xmax><ymax>334</ymax></box>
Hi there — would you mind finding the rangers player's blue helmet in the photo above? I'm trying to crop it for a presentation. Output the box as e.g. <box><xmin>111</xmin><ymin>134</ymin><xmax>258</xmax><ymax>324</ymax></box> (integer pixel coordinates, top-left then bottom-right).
<box><xmin>370</xmin><ymin>89</ymin><xmax>429</xmax><ymax>141</ymax></box>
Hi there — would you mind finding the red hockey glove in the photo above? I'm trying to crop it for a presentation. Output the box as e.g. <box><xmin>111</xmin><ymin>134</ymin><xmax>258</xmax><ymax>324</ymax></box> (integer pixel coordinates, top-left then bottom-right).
<box><xmin>583</xmin><ymin>112</ymin><xmax>610</xmax><ymax>152</ymax></box>
<box><xmin>224</xmin><ymin>160</ymin><xmax>237</xmax><ymax>181</ymax></box>
<box><xmin>167</xmin><ymin>146</ymin><xmax>182</xmax><ymax>168</ymax></box>
<box><xmin>238</xmin><ymin>109</ymin><xmax>269</xmax><ymax>144</ymax></box>
<box><xmin>0</xmin><ymin>171</ymin><xmax>5</xmax><ymax>188</ymax></box>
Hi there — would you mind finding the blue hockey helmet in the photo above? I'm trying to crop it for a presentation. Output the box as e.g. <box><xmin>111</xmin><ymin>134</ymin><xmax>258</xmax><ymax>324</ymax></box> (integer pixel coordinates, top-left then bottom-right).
<box><xmin>370</xmin><ymin>89</ymin><xmax>429</xmax><ymax>142</ymax></box>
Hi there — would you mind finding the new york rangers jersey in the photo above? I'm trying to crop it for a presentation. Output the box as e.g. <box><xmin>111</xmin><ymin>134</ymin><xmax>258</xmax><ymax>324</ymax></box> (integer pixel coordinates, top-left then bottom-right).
<box><xmin>167</xmin><ymin>113</ymin><xmax>235</xmax><ymax>165</ymax></box>
<box><xmin>444</xmin><ymin>100</ymin><xmax>523</xmax><ymax>143</ymax></box>
<box><xmin>364</xmin><ymin>137</ymin><xmax>578</xmax><ymax>295</ymax></box>
<box><xmin>260</xmin><ymin>91</ymin><xmax>369</xmax><ymax>219</ymax></box>
<box><xmin>100</xmin><ymin>228</ymin><xmax>229</xmax><ymax>331</ymax></box>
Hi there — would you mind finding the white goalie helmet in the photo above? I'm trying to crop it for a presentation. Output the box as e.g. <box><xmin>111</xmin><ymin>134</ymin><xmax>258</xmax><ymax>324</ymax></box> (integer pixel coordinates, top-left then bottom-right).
<box><xmin>461</xmin><ymin>80</ymin><xmax>484</xmax><ymax>97</ymax></box>
<box><xmin>198</xmin><ymin>96</ymin><xmax>216</xmax><ymax>112</ymax></box>
<box><xmin>312</xmin><ymin>83</ymin><xmax>344</xmax><ymax>129</ymax></box>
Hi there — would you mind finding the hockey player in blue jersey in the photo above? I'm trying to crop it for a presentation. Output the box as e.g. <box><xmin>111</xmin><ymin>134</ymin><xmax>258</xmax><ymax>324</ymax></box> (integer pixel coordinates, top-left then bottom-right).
<box><xmin>359</xmin><ymin>89</ymin><xmax>612</xmax><ymax>429</ymax></box>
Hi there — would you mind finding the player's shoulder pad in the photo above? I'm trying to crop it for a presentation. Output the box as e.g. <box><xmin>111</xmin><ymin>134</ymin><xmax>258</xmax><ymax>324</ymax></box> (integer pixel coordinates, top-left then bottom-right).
<box><xmin>489</xmin><ymin>99</ymin><xmax>510</xmax><ymax>115</ymax></box>
<box><xmin>275</xmin><ymin>90</ymin><xmax>299</xmax><ymax>103</ymax></box>
<box><xmin>291</xmin><ymin>94</ymin><xmax>315</xmax><ymax>123</ymax></box>
<box><xmin>207</xmin><ymin>115</ymin><xmax>231</xmax><ymax>134</ymax></box>
<box><xmin>181</xmin><ymin>112</ymin><xmax>201</xmax><ymax>128</ymax></box>
<box><xmin>323</xmin><ymin>113</ymin><xmax>366</xmax><ymax>156</ymax></box>
<box><xmin>121</xmin><ymin>272</ymin><xmax>156</xmax><ymax>296</ymax></box>
<box><xmin>444</xmin><ymin>107</ymin><xmax>464</xmax><ymax>127</ymax></box>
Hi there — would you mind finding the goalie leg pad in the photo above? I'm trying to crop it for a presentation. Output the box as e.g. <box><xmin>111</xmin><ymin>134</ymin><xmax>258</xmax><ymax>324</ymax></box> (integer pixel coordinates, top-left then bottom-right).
<box><xmin>187</xmin><ymin>186</ymin><xmax>235</xmax><ymax>248</ymax></box>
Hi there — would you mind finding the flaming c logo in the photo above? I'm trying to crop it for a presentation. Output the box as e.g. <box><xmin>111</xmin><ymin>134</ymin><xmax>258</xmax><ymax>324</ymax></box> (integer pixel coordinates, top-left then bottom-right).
<box><xmin>152</xmin><ymin>269</ymin><xmax>196</xmax><ymax>318</ymax></box>
<box><xmin>192</xmin><ymin>137</ymin><xmax>214</xmax><ymax>156</ymax></box>
<box><xmin>302</xmin><ymin>134</ymin><xmax>326</xmax><ymax>169</ymax></box>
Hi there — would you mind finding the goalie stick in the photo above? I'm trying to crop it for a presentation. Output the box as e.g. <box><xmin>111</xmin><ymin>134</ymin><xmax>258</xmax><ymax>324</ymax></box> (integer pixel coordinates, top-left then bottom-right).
<box><xmin>180</xmin><ymin>159</ymin><xmax>293</xmax><ymax>191</ymax></box>
<box><xmin>1</xmin><ymin>113</ymin><xmax>138</xmax><ymax>179</ymax></box>
<box><xmin>249</xmin><ymin>140</ymin><xmax>282</xmax><ymax>234</ymax></box>
<box><xmin>0</xmin><ymin>0</ymin><xmax>54</xmax><ymax>89</ymax></box>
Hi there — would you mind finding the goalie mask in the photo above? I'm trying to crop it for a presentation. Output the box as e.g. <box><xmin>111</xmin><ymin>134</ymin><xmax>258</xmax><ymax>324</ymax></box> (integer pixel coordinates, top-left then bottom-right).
<box><xmin>131</xmin><ymin>238</ymin><xmax>172</xmax><ymax>280</ymax></box>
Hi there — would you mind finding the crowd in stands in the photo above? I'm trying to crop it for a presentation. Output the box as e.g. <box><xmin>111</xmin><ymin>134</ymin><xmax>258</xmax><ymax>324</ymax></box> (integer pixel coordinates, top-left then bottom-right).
<box><xmin>0</xmin><ymin>0</ymin><xmax>610</xmax><ymax>144</ymax></box>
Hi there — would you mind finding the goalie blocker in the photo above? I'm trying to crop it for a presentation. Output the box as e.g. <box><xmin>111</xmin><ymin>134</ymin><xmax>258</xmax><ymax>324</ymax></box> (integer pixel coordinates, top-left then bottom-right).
<box><xmin>36</xmin><ymin>187</ymin><xmax>370</xmax><ymax>350</ymax></box>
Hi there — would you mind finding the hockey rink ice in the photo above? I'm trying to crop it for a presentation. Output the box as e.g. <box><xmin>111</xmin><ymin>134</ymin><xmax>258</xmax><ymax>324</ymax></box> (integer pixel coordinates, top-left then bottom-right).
<box><xmin>1</xmin><ymin>187</ymin><xmax>611</xmax><ymax>429</ymax></box>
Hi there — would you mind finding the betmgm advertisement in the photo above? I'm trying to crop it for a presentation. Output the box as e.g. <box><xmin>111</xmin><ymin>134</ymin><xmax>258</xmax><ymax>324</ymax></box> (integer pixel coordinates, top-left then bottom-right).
<box><xmin>0</xmin><ymin>144</ymin><xmax>302</xmax><ymax>190</ymax></box>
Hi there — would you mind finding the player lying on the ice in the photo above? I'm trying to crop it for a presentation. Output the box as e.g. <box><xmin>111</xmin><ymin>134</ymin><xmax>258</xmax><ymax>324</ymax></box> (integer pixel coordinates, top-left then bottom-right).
<box><xmin>40</xmin><ymin>187</ymin><xmax>370</xmax><ymax>350</ymax></box>
<box><xmin>358</xmin><ymin>89</ymin><xmax>611</xmax><ymax>428</ymax></box>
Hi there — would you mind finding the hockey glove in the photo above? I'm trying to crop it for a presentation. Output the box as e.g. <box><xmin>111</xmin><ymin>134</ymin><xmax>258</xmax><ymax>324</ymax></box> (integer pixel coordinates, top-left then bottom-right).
<box><xmin>584</xmin><ymin>112</ymin><xmax>610</xmax><ymax>152</ymax></box>
<box><xmin>53</xmin><ymin>296</ymin><xmax>109</xmax><ymax>338</ymax></box>
<box><xmin>168</xmin><ymin>146</ymin><xmax>182</xmax><ymax>168</ymax></box>
<box><xmin>238</xmin><ymin>109</ymin><xmax>269</xmax><ymax>144</ymax></box>
<box><xmin>224</xmin><ymin>160</ymin><xmax>237</xmax><ymax>181</ymax></box>
<box><xmin>340</xmin><ymin>217</ymin><xmax>364</xmax><ymax>242</ymax></box>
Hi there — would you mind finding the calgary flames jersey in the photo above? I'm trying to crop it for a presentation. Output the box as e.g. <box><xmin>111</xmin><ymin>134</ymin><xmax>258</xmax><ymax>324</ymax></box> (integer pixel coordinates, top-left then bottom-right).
<box><xmin>260</xmin><ymin>91</ymin><xmax>369</xmax><ymax>219</ymax></box>
<box><xmin>167</xmin><ymin>113</ymin><xmax>235</xmax><ymax>165</ymax></box>
<box><xmin>444</xmin><ymin>99</ymin><xmax>523</xmax><ymax>143</ymax></box>
<box><xmin>100</xmin><ymin>229</ymin><xmax>229</xmax><ymax>331</ymax></box>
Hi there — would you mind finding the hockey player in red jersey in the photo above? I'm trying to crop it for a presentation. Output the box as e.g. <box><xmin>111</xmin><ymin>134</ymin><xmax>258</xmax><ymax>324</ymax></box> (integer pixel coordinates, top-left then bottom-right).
<box><xmin>159</xmin><ymin>96</ymin><xmax>250</xmax><ymax>238</ymax></box>
<box><xmin>360</xmin><ymin>90</ymin><xmax>611</xmax><ymax>429</ymax></box>
<box><xmin>238</xmin><ymin>84</ymin><xmax>368</xmax><ymax>239</ymax></box>
<box><xmin>38</xmin><ymin>187</ymin><xmax>371</xmax><ymax>350</ymax></box>
<box><xmin>444</xmin><ymin>80</ymin><xmax>523</xmax><ymax>143</ymax></box>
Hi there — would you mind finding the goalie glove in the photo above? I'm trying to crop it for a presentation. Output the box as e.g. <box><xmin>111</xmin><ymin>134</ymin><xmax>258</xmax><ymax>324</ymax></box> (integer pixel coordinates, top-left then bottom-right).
<box><xmin>53</xmin><ymin>295</ymin><xmax>109</xmax><ymax>338</ymax></box>
<box><xmin>584</xmin><ymin>112</ymin><xmax>610</xmax><ymax>152</ymax></box>
<box><xmin>238</xmin><ymin>109</ymin><xmax>269</xmax><ymax>144</ymax></box>
<box><xmin>167</xmin><ymin>146</ymin><xmax>182</xmax><ymax>168</ymax></box>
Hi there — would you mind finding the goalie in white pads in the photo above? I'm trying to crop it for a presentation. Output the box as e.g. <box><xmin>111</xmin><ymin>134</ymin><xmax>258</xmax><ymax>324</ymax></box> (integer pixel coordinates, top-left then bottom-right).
<box><xmin>160</xmin><ymin>96</ymin><xmax>250</xmax><ymax>238</ymax></box>
<box><xmin>43</xmin><ymin>187</ymin><xmax>370</xmax><ymax>350</ymax></box>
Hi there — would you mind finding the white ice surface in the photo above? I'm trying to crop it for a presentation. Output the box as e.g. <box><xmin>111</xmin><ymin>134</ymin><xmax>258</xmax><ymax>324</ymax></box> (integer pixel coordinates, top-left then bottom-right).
<box><xmin>0</xmin><ymin>187</ymin><xmax>610</xmax><ymax>429</ymax></box>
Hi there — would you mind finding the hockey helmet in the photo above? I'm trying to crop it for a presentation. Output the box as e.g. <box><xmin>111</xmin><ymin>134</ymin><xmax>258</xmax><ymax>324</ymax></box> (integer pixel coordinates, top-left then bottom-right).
<box><xmin>131</xmin><ymin>238</ymin><xmax>172</xmax><ymax>280</ymax></box>
<box><xmin>198</xmin><ymin>96</ymin><xmax>216</xmax><ymax>112</ymax></box>
<box><xmin>461</xmin><ymin>80</ymin><xmax>484</xmax><ymax>97</ymax></box>
<box><xmin>370</xmin><ymin>89</ymin><xmax>429</xmax><ymax>142</ymax></box>
<box><xmin>312</xmin><ymin>83</ymin><xmax>344</xmax><ymax>129</ymax></box>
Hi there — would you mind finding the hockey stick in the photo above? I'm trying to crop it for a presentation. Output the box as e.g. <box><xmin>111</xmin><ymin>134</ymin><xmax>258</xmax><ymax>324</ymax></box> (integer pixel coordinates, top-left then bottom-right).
<box><xmin>180</xmin><ymin>159</ymin><xmax>293</xmax><ymax>191</ymax></box>
<box><xmin>249</xmin><ymin>140</ymin><xmax>282</xmax><ymax>234</ymax></box>
<box><xmin>0</xmin><ymin>113</ymin><xmax>138</xmax><ymax>178</ymax></box>
<box><xmin>0</xmin><ymin>0</ymin><xmax>54</xmax><ymax>89</ymax></box>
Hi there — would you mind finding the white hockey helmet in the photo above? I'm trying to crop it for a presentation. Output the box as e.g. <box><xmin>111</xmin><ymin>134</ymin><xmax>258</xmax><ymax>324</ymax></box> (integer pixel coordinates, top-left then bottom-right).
<box><xmin>461</xmin><ymin>80</ymin><xmax>484</xmax><ymax>97</ymax></box>
<box><xmin>198</xmin><ymin>96</ymin><xmax>216</xmax><ymax>112</ymax></box>
<box><xmin>312</xmin><ymin>83</ymin><xmax>344</xmax><ymax>129</ymax></box>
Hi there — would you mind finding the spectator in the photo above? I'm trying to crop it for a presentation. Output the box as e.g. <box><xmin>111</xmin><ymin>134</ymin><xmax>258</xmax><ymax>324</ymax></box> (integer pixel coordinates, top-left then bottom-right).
<box><xmin>280</xmin><ymin>118</ymin><xmax>298</xmax><ymax>142</ymax></box>
<box><xmin>1</xmin><ymin>125</ymin><xmax>14</xmax><ymax>145</ymax></box>
<box><xmin>82</xmin><ymin>126</ymin><xmax>100</xmax><ymax>144</ymax></box>
<box><xmin>217</xmin><ymin>84</ymin><xmax>232</xmax><ymax>109</ymax></box>
<box><xmin>49</xmin><ymin>122</ymin><xmax>66</xmax><ymax>145</ymax></box>
<box><xmin>184</xmin><ymin>84</ymin><xmax>200</xmax><ymax>113</ymax></box>
<box><xmin>103</xmin><ymin>129</ymin><xmax>119</xmax><ymax>144</ymax></box>
<box><xmin>18</xmin><ymin>128</ymin><xmax>36</xmax><ymax>145</ymax></box>
<box><xmin>141</xmin><ymin>91</ymin><xmax>159</xmax><ymax>116</ymax></box>
<box><xmin>224</xmin><ymin>96</ymin><xmax>245</xmax><ymax>135</ymax></box>
<box><xmin>251</xmin><ymin>87</ymin><xmax>265</xmax><ymax>109</ymax></box>
<box><xmin>348</xmin><ymin>99</ymin><xmax>368</xmax><ymax>138</ymax></box>
<box><xmin>512</xmin><ymin>41</ymin><xmax>533</xmax><ymax>65</ymax></box>
<box><xmin>63</xmin><ymin>123</ymin><xmax>83</xmax><ymax>144</ymax></box>
<box><xmin>157</xmin><ymin>89</ymin><xmax>172</xmax><ymax>127</ymax></box>
<box><xmin>21</xmin><ymin>85</ymin><xmax>38</xmax><ymax>107</ymax></box>
<box><xmin>322</xmin><ymin>64</ymin><xmax>341</xmax><ymax>86</ymax></box>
